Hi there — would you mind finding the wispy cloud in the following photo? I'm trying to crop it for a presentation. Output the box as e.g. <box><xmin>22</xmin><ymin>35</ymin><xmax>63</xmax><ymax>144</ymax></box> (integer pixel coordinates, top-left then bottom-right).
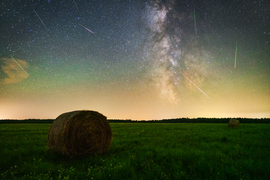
<box><xmin>1</xmin><ymin>57</ymin><xmax>29</xmax><ymax>84</ymax></box>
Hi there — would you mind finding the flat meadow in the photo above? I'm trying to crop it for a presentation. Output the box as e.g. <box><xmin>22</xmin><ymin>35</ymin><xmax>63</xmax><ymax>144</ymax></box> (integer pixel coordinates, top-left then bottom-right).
<box><xmin>0</xmin><ymin>122</ymin><xmax>269</xmax><ymax>179</ymax></box>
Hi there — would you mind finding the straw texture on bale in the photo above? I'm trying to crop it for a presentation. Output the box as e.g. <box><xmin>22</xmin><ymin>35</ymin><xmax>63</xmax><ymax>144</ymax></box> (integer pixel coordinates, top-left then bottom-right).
<box><xmin>47</xmin><ymin>110</ymin><xmax>112</xmax><ymax>157</ymax></box>
<box><xmin>228</xmin><ymin>119</ymin><xmax>239</xmax><ymax>127</ymax></box>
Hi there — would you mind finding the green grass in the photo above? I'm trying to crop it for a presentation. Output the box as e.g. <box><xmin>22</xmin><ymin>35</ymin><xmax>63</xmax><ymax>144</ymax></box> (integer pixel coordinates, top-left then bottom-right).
<box><xmin>0</xmin><ymin>123</ymin><xmax>269</xmax><ymax>179</ymax></box>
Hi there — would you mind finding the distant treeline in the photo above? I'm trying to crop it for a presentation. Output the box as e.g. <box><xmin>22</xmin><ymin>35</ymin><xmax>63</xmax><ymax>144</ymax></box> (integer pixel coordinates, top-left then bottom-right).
<box><xmin>0</xmin><ymin>119</ymin><xmax>54</xmax><ymax>124</ymax></box>
<box><xmin>0</xmin><ymin>118</ymin><xmax>269</xmax><ymax>124</ymax></box>
<box><xmin>109</xmin><ymin>118</ymin><xmax>270</xmax><ymax>123</ymax></box>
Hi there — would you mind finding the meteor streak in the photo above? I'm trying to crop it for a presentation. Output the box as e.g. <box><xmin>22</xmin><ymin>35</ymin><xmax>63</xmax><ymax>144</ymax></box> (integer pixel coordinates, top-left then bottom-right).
<box><xmin>234</xmin><ymin>42</ymin><xmax>237</xmax><ymax>69</ymax></box>
<box><xmin>73</xmin><ymin>0</ymin><xmax>79</xmax><ymax>11</ymax></box>
<box><xmin>10</xmin><ymin>56</ymin><xmax>29</xmax><ymax>76</ymax></box>
<box><xmin>194</xmin><ymin>8</ymin><xmax>197</xmax><ymax>37</ymax></box>
<box><xmin>34</xmin><ymin>10</ymin><xmax>48</xmax><ymax>31</ymax></box>
<box><xmin>79</xmin><ymin>24</ymin><xmax>95</xmax><ymax>34</ymax></box>
<box><xmin>180</xmin><ymin>72</ymin><xmax>210</xmax><ymax>99</ymax></box>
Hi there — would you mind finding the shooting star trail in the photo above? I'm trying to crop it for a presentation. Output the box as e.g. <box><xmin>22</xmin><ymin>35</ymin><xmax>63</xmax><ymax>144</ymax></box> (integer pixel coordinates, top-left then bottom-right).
<box><xmin>10</xmin><ymin>56</ymin><xmax>29</xmax><ymax>76</ymax></box>
<box><xmin>234</xmin><ymin>42</ymin><xmax>237</xmax><ymax>69</ymax></box>
<box><xmin>34</xmin><ymin>10</ymin><xmax>48</xmax><ymax>31</ymax></box>
<box><xmin>73</xmin><ymin>0</ymin><xmax>79</xmax><ymax>11</ymax></box>
<box><xmin>180</xmin><ymin>72</ymin><xmax>211</xmax><ymax>99</ymax></box>
<box><xmin>194</xmin><ymin>8</ymin><xmax>197</xmax><ymax>37</ymax></box>
<box><xmin>79</xmin><ymin>24</ymin><xmax>95</xmax><ymax>34</ymax></box>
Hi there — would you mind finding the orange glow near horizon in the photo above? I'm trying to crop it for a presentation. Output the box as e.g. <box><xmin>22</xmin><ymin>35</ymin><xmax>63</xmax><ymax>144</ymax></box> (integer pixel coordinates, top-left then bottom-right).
<box><xmin>0</xmin><ymin>72</ymin><xmax>269</xmax><ymax>120</ymax></box>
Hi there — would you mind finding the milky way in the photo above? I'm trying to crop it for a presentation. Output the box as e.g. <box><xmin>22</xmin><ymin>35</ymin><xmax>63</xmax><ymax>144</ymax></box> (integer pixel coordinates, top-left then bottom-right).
<box><xmin>144</xmin><ymin>1</ymin><xmax>213</xmax><ymax>104</ymax></box>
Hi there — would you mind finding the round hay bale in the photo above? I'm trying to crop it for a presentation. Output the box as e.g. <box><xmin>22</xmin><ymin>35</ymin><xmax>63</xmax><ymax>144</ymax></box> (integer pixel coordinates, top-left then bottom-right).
<box><xmin>47</xmin><ymin>110</ymin><xmax>112</xmax><ymax>157</ymax></box>
<box><xmin>228</xmin><ymin>119</ymin><xmax>239</xmax><ymax>127</ymax></box>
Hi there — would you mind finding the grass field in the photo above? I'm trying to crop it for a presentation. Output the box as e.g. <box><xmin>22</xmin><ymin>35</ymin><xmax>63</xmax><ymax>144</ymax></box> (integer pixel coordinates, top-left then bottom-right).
<box><xmin>0</xmin><ymin>123</ymin><xmax>269</xmax><ymax>179</ymax></box>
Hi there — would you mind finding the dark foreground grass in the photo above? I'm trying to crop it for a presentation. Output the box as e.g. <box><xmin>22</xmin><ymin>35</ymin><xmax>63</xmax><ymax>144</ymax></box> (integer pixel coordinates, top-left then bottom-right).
<box><xmin>0</xmin><ymin>123</ymin><xmax>269</xmax><ymax>179</ymax></box>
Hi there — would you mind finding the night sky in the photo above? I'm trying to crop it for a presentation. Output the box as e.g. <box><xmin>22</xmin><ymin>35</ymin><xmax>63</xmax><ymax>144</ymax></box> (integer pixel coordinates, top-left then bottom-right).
<box><xmin>0</xmin><ymin>0</ymin><xmax>269</xmax><ymax>120</ymax></box>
